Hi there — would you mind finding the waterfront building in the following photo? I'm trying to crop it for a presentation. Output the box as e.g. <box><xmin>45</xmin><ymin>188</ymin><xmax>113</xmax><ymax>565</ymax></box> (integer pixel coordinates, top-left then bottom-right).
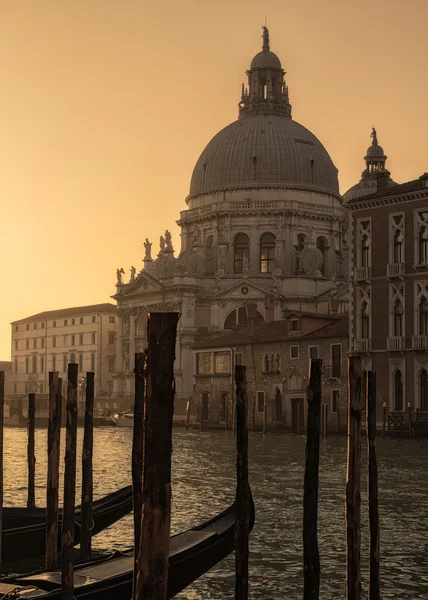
<box><xmin>112</xmin><ymin>27</ymin><xmax>349</xmax><ymax>414</ymax></box>
<box><xmin>0</xmin><ymin>360</ymin><xmax>13</xmax><ymax>397</ymax></box>
<box><xmin>347</xmin><ymin>170</ymin><xmax>428</xmax><ymax>417</ymax></box>
<box><xmin>192</xmin><ymin>309</ymin><xmax>348</xmax><ymax>431</ymax></box>
<box><xmin>10</xmin><ymin>303</ymin><xmax>117</xmax><ymax>412</ymax></box>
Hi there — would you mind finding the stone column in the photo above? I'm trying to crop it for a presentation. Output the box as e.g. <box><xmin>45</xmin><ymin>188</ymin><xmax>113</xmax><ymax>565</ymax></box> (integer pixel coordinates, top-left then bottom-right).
<box><xmin>129</xmin><ymin>311</ymin><xmax>136</xmax><ymax>373</ymax></box>
<box><xmin>116</xmin><ymin>311</ymin><xmax>123</xmax><ymax>372</ymax></box>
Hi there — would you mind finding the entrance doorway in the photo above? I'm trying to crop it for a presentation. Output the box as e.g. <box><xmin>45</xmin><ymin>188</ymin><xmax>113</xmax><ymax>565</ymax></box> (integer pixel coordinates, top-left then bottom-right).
<box><xmin>291</xmin><ymin>397</ymin><xmax>305</xmax><ymax>433</ymax></box>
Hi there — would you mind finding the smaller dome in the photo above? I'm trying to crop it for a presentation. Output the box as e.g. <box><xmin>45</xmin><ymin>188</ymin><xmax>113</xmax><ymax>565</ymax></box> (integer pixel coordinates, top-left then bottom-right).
<box><xmin>250</xmin><ymin>50</ymin><xmax>281</xmax><ymax>70</ymax></box>
<box><xmin>366</xmin><ymin>144</ymin><xmax>385</xmax><ymax>158</ymax></box>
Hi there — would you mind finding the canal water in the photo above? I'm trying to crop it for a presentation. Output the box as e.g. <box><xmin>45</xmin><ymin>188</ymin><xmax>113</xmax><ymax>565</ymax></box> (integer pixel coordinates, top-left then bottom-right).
<box><xmin>3</xmin><ymin>427</ymin><xmax>428</xmax><ymax>599</ymax></box>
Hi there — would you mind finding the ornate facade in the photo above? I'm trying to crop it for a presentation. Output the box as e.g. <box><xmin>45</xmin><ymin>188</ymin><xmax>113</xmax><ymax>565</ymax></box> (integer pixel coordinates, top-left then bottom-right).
<box><xmin>112</xmin><ymin>28</ymin><xmax>348</xmax><ymax>413</ymax></box>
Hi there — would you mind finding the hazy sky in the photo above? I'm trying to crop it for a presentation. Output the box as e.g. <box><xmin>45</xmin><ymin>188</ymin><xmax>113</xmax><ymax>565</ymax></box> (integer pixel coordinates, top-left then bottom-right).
<box><xmin>1</xmin><ymin>0</ymin><xmax>427</xmax><ymax>359</ymax></box>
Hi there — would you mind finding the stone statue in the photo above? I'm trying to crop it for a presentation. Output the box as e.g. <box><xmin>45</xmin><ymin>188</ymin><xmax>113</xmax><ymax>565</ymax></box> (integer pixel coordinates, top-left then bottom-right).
<box><xmin>130</xmin><ymin>266</ymin><xmax>136</xmax><ymax>282</ymax></box>
<box><xmin>165</xmin><ymin>230</ymin><xmax>173</xmax><ymax>252</ymax></box>
<box><xmin>159</xmin><ymin>235</ymin><xmax>166</xmax><ymax>253</ymax></box>
<box><xmin>242</xmin><ymin>253</ymin><xmax>249</xmax><ymax>274</ymax></box>
<box><xmin>144</xmin><ymin>238</ymin><xmax>152</xmax><ymax>261</ymax></box>
<box><xmin>371</xmin><ymin>127</ymin><xmax>378</xmax><ymax>145</ymax></box>
<box><xmin>116</xmin><ymin>268</ymin><xmax>125</xmax><ymax>284</ymax></box>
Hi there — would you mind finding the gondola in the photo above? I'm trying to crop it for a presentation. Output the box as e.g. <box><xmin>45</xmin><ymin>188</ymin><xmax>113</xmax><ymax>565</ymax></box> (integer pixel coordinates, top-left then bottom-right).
<box><xmin>2</xmin><ymin>485</ymin><xmax>133</xmax><ymax>562</ymax></box>
<box><xmin>0</xmin><ymin>488</ymin><xmax>255</xmax><ymax>599</ymax></box>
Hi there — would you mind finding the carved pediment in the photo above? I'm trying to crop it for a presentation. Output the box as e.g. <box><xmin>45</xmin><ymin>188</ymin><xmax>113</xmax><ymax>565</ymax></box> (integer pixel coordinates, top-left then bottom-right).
<box><xmin>123</xmin><ymin>270</ymin><xmax>164</xmax><ymax>296</ymax></box>
<box><xmin>212</xmin><ymin>280</ymin><xmax>283</xmax><ymax>301</ymax></box>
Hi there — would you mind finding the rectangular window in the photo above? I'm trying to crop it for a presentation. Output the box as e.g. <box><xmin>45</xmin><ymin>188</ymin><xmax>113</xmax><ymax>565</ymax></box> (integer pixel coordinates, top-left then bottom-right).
<box><xmin>108</xmin><ymin>333</ymin><xmax>115</xmax><ymax>345</ymax></box>
<box><xmin>197</xmin><ymin>353</ymin><xmax>211</xmax><ymax>374</ymax></box>
<box><xmin>71</xmin><ymin>318</ymin><xmax>75</xmax><ymax>325</ymax></box>
<box><xmin>91</xmin><ymin>333</ymin><xmax>96</xmax><ymax>344</ymax></box>
<box><xmin>41</xmin><ymin>338</ymin><xmax>45</xmax><ymax>349</ymax></box>
<box><xmin>52</xmin><ymin>320</ymin><xmax>56</xmax><ymax>328</ymax></box>
<box><xmin>390</xmin><ymin>213</ymin><xmax>404</xmax><ymax>264</ymax></box>
<box><xmin>92</xmin><ymin>316</ymin><xmax>96</xmax><ymax>323</ymax></box>
<box><xmin>40</xmin><ymin>356</ymin><xmax>44</xmax><ymax>373</ymax></box>
<box><xmin>64</xmin><ymin>335</ymin><xmax>68</xmax><ymax>345</ymax></box>
<box><xmin>79</xmin><ymin>354</ymin><xmax>83</xmax><ymax>371</ymax></box>
<box><xmin>33</xmin><ymin>338</ymin><xmax>37</xmax><ymax>349</ymax></box>
<box><xmin>25</xmin><ymin>358</ymin><xmax>29</xmax><ymax>373</ymax></box>
<box><xmin>14</xmin><ymin>358</ymin><xmax>18</xmax><ymax>373</ymax></box>
<box><xmin>26</xmin><ymin>340</ymin><xmax>29</xmax><ymax>350</ymax></box>
<box><xmin>52</xmin><ymin>337</ymin><xmax>56</xmax><ymax>348</ymax></box>
<box><xmin>15</xmin><ymin>340</ymin><xmax>18</xmax><ymax>351</ymax></box>
<box><xmin>33</xmin><ymin>323</ymin><xmax>37</xmax><ymax>330</ymax></box>
<box><xmin>215</xmin><ymin>352</ymin><xmax>230</xmax><ymax>373</ymax></box>
<box><xmin>71</xmin><ymin>335</ymin><xmax>75</xmax><ymax>346</ymax></box>
<box><xmin>309</xmin><ymin>346</ymin><xmax>319</xmax><ymax>359</ymax></box>
<box><xmin>63</xmin><ymin>355</ymin><xmax>67</xmax><ymax>372</ymax></box>
<box><xmin>79</xmin><ymin>334</ymin><xmax>83</xmax><ymax>345</ymax></box>
<box><xmin>80</xmin><ymin>317</ymin><xmax>84</xmax><ymax>324</ymax></box>
<box><xmin>64</xmin><ymin>319</ymin><xmax>68</xmax><ymax>326</ymax></box>
<box><xmin>52</xmin><ymin>355</ymin><xmax>56</xmax><ymax>371</ymax></box>
<box><xmin>15</xmin><ymin>325</ymin><xmax>18</xmax><ymax>332</ymax></box>
<box><xmin>220</xmin><ymin>393</ymin><xmax>228</xmax><ymax>421</ymax></box>
<box><xmin>26</xmin><ymin>324</ymin><xmax>29</xmax><ymax>331</ymax></box>
<box><xmin>257</xmin><ymin>391</ymin><xmax>265</xmax><ymax>413</ymax></box>
<box><xmin>260</xmin><ymin>245</ymin><xmax>275</xmax><ymax>274</ymax></box>
<box><xmin>109</xmin><ymin>316</ymin><xmax>115</xmax><ymax>324</ymax></box>
<box><xmin>234</xmin><ymin>352</ymin><xmax>244</xmax><ymax>366</ymax></box>
<box><xmin>41</xmin><ymin>322</ymin><xmax>45</xmax><ymax>329</ymax></box>
<box><xmin>416</xmin><ymin>210</ymin><xmax>428</xmax><ymax>265</ymax></box>
<box><xmin>331</xmin><ymin>344</ymin><xmax>342</xmax><ymax>377</ymax></box>
<box><xmin>108</xmin><ymin>358</ymin><xmax>115</xmax><ymax>372</ymax></box>
<box><xmin>290</xmin><ymin>345</ymin><xmax>299</xmax><ymax>359</ymax></box>
<box><xmin>290</xmin><ymin>319</ymin><xmax>300</xmax><ymax>332</ymax></box>
<box><xmin>14</xmin><ymin>384</ymin><xmax>17</xmax><ymax>394</ymax></box>
<box><xmin>91</xmin><ymin>353</ymin><xmax>95</xmax><ymax>372</ymax></box>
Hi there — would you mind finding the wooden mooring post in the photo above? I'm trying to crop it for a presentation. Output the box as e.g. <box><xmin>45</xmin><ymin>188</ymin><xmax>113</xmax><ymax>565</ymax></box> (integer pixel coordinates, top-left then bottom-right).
<box><xmin>132</xmin><ymin>352</ymin><xmax>146</xmax><ymax>599</ymax></box>
<box><xmin>46</xmin><ymin>372</ymin><xmax>62</xmax><ymax>570</ymax></box>
<box><xmin>263</xmin><ymin>398</ymin><xmax>267</xmax><ymax>435</ymax></box>
<box><xmin>346</xmin><ymin>356</ymin><xmax>362</xmax><ymax>600</ymax></box>
<box><xmin>303</xmin><ymin>359</ymin><xmax>322</xmax><ymax>600</ymax></box>
<box><xmin>0</xmin><ymin>371</ymin><xmax>5</xmax><ymax>576</ymax></box>
<box><xmin>27</xmin><ymin>392</ymin><xmax>36</xmax><ymax>508</ymax></box>
<box><xmin>382</xmin><ymin>402</ymin><xmax>387</xmax><ymax>438</ymax></box>
<box><xmin>61</xmin><ymin>363</ymin><xmax>78</xmax><ymax>600</ymax></box>
<box><xmin>80</xmin><ymin>371</ymin><xmax>95</xmax><ymax>560</ymax></box>
<box><xmin>407</xmin><ymin>402</ymin><xmax>412</xmax><ymax>438</ymax></box>
<box><xmin>185</xmin><ymin>400</ymin><xmax>191</xmax><ymax>430</ymax></box>
<box><xmin>135</xmin><ymin>313</ymin><xmax>179</xmax><ymax>600</ymax></box>
<box><xmin>297</xmin><ymin>402</ymin><xmax>301</xmax><ymax>436</ymax></box>
<box><xmin>367</xmin><ymin>372</ymin><xmax>380</xmax><ymax>600</ymax></box>
<box><xmin>323</xmin><ymin>403</ymin><xmax>328</xmax><ymax>439</ymax></box>
<box><xmin>234</xmin><ymin>365</ymin><xmax>249</xmax><ymax>600</ymax></box>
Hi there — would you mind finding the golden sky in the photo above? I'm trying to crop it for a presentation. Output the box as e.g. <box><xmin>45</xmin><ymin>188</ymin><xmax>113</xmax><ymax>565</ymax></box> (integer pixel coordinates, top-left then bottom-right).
<box><xmin>1</xmin><ymin>0</ymin><xmax>427</xmax><ymax>359</ymax></box>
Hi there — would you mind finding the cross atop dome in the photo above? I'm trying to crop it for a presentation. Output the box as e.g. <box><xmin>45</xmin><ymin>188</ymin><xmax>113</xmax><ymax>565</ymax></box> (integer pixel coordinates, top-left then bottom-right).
<box><xmin>239</xmin><ymin>27</ymin><xmax>292</xmax><ymax>119</ymax></box>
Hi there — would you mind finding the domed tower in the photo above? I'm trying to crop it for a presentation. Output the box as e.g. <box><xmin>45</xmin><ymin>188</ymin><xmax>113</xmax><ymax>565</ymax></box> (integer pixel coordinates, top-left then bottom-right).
<box><xmin>343</xmin><ymin>128</ymin><xmax>398</xmax><ymax>203</ymax></box>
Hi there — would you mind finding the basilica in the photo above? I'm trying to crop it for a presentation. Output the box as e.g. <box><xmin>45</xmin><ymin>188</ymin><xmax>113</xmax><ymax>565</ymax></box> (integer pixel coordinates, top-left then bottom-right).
<box><xmin>112</xmin><ymin>27</ymin><xmax>349</xmax><ymax>414</ymax></box>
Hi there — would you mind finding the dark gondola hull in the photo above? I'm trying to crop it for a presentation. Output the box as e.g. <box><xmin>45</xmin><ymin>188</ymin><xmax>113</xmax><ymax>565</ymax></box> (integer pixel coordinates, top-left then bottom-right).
<box><xmin>2</xmin><ymin>486</ymin><xmax>132</xmax><ymax>563</ymax></box>
<box><xmin>1</xmin><ymin>490</ymin><xmax>255</xmax><ymax>599</ymax></box>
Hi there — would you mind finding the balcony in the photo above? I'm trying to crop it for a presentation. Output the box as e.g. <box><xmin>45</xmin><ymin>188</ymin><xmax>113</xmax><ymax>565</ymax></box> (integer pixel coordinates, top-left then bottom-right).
<box><xmin>387</xmin><ymin>262</ymin><xmax>404</xmax><ymax>278</ymax></box>
<box><xmin>413</xmin><ymin>335</ymin><xmax>428</xmax><ymax>350</ymax></box>
<box><xmin>387</xmin><ymin>336</ymin><xmax>405</xmax><ymax>351</ymax></box>
<box><xmin>354</xmin><ymin>338</ymin><xmax>371</xmax><ymax>352</ymax></box>
<box><xmin>354</xmin><ymin>267</ymin><xmax>371</xmax><ymax>282</ymax></box>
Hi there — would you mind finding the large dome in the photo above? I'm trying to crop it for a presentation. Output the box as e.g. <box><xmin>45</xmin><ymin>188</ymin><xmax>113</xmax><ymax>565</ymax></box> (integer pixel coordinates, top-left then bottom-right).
<box><xmin>188</xmin><ymin>115</ymin><xmax>340</xmax><ymax>199</ymax></box>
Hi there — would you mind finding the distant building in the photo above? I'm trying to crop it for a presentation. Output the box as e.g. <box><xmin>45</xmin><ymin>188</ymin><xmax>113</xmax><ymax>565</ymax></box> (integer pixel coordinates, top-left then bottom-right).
<box><xmin>347</xmin><ymin>171</ymin><xmax>428</xmax><ymax>416</ymax></box>
<box><xmin>0</xmin><ymin>360</ymin><xmax>13</xmax><ymax>396</ymax></box>
<box><xmin>192</xmin><ymin>310</ymin><xmax>349</xmax><ymax>431</ymax></box>
<box><xmin>10</xmin><ymin>303</ymin><xmax>117</xmax><ymax>406</ymax></box>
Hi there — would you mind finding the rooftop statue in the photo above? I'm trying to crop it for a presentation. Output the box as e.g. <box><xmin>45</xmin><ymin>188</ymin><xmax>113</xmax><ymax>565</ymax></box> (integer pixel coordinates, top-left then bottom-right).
<box><xmin>371</xmin><ymin>127</ymin><xmax>378</xmax><ymax>145</ymax></box>
<box><xmin>159</xmin><ymin>235</ymin><xmax>166</xmax><ymax>253</ymax></box>
<box><xmin>144</xmin><ymin>238</ymin><xmax>152</xmax><ymax>261</ymax></box>
<box><xmin>130</xmin><ymin>266</ymin><xmax>136</xmax><ymax>282</ymax></box>
<box><xmin>165</xmin><ymin>230</ymin><xmax>173</xmax><ymax>252</ymax></box>
<box><xmin>116</xmin><ymin>268</ymin><xmax>125</xmax><ymax>284</ymax></box>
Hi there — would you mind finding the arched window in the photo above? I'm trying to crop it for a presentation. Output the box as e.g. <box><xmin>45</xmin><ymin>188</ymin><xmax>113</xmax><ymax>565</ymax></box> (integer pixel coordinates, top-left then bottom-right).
<box><xmin>393</xmin><ymin>300</ymin><xmax>404</xmax><ymax>337</ymax></box>
<box><xmin>32</xmin><ymin>356</ymin><xmax>37</xmax><ymax>374</ymax></box>
<box><xmin>275</xmin><ymin>353</ymin><xmax>280</xmax><ymax>372</ymax></box>
<box><xmin>361</xmin><ymin>301</ymin><xmax>370</xmax><ymax>339</ymax></box>
<box><xmin>316</xmin><ymin>236</ymin><xmax>330</xmax><ymax>276</ymax></box>
<box><xmin>269</xmin><ymin>354</ymin><xmax>275</xmax><ymax>372</ymax></box>
<box><xmin>260</xmin><ymin>233</ymin><xmax>275</xmax><ymax>273</ymax></box>
<box><xmin>394</xmin><ymin>369</ymin><xmax>404</xmax><ymax>411</ymax></box>
<box><xmin>419</xmin><ymin>296</ymin><xmax>428</xmax><ymax>336</ymax></box>
<box><xmin>361</xmin><ymin>235</ymin><xmax>370</xmax><ymax>268</ymax></box>
<box><xmin>393</xmin><ymin>230</ymin><xmax>403</xmax><ymax>263</ymax></box>
<box><xmin>419</xmin><ymin>368</ymin><xmax>428</xmax><ymax>410</ymax></box>
<box><xmin>264</xmin><ymin>354</ymin><xmax>269</xmax><ymax>372</ymax></box>
<box><xmin>234</xmin><ymin>233</ymin><xmax>249</xmax><ymax>274</ymax></box>
<box><xmin>224</xmin><ymin>306</ymin><xmax>265</xmax><ymax>330</ymax></box>
<box><xmin>205</xmin><ymin>234</ymin><xmax>215</xmax><ymax>274</ymax></box>
<box><xmin>418</xmin><ymin>224</ymin><xmax>428</xmax><ymax>265</ymax></box>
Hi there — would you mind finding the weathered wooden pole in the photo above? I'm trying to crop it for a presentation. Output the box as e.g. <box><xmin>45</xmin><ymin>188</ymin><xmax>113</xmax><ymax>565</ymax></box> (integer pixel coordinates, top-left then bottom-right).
<box><xmin>346</xmin><ymin>356</ymin><xmax>362</xmax><ymax>600</ymax></box>
<box><xmin>46</xmin><ymin>372</ymin><xmax>62</xmax><ymax>570</ymax></box>
<box><xmin>225</xmin><ymin>398</ymin><xmax>228</xmax><ymax>431</ymax></box>
<box><xmin>337</xmin><ymin>405</ymin><xmax>341</xmax><ymax>433</ymax></box>
<box><xmin>382</xmin><ymin>402</ymin><xmax>387</xmax><ymax>438</ymax></box>
<box><xmin>132</xmin><ymin>353</ymin><xmax>146</xmax><ymax>599</ymax></box>
<box><xmin>367</xmin><ymin>371</ymin><xmax>380</xmax><ymax>600</ymax></box>
<box><xmin>27</xmin><ymin>392</ymin><xmax>36</xmax><ymax>508</ymax></box>
<box><xmin>234</xmin><ymin>365</ymin><xmax>249</xmax><ymax>600</ymax></box>
<box><xmin>297</xmin><ymin>402</ymin><xmax>301</xmax><ymax>436</ymax></box>
<box><xmin>135</xmin><ymin>313</ymin><xmax>179</xmax><ymax>600</ymax></box>
<box><xmin>263</xmin><ymin>397</ymin><xmax>267</xmax><ymax>435</ymax></box>
<box><xmin>80</xmin><ymin>371</ymin><xmax>95</xmax><ymax>560</ymax></box>
<box><xmin>199</xmin><ymin>395</ymin><xmax>203</xmax><ymax>431</ymax></box>
<box><xmin>0</xmin><ymin>371</ymin><xmax>4</xmax><ymax>576</ymax></box>
<box><xmin>303</xmin><ymin>359</ymin><xmax>322</xmax><ymax>600</ymax></box>
<box><xmin>185</xmin><ymin>400</ymin><xmax>190</xmax><ymax>430</ymax></box>
<box><xmin>323</xmin><ymin>403</ymin><xmax>328</xmax><ymax>438</ymax></box>
<box><xmin>407</xmin><ymin>402</ymin><xmax>412</xmax><ymax>438</ymax></box>
<box><xmin>61</xmin><ymin>363</ymin><xmax>78</xmax><ymax>600</ymax></box>
<box><xmin>232</xmin><ymin>400</ymin><xmax>236</xmax><ymax>434</ymax></box>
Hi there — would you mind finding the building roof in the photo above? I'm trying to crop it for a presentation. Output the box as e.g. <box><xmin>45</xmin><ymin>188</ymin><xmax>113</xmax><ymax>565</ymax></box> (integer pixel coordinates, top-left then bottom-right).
<box><xmin>346</xmin><ymin>175</ymin><xmax>428</xmax><ymax>205</ymax></box>
<box><xmin>11</xmin><ymin>303</ymin><xmax>117</xmax><ymax>324</ymax></box>
<box><xmin>193</xmin><ymin>315</ymin><xmax>348</xmax><ymax>350</ymax></box>
<box><xmin>0</xmin><ymin>361</ymin><xmax>11</xmax><ymax>371</ymax></box>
